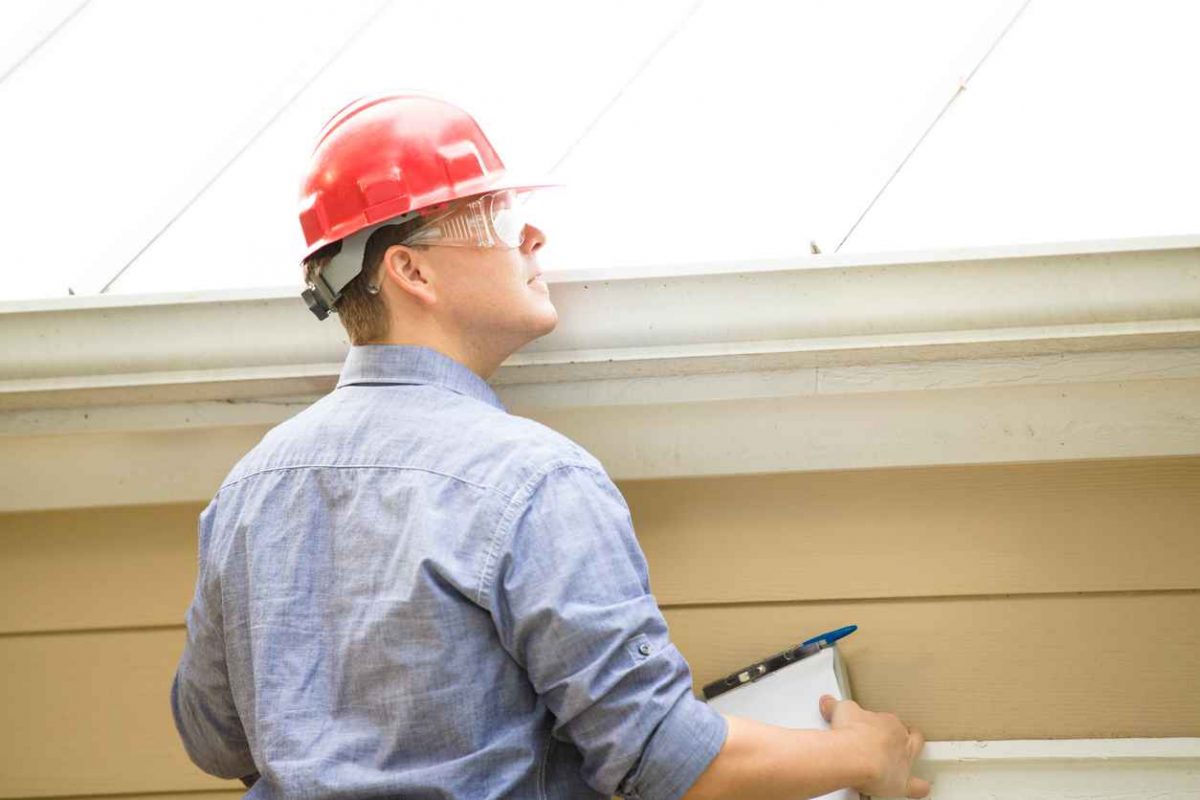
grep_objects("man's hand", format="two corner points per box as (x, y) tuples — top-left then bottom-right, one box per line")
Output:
(819, 694), (931, 799)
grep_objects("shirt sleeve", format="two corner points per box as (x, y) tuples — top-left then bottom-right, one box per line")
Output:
(170, 499), (258, 782)
(482, 461), (729, 800)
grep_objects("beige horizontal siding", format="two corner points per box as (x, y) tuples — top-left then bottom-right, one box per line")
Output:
(49, 795), (240, 800)
(669, 591), (1200, 741)
(629, 455), (1200, 605)
(0, 627), (234, 797)
(1, 455), (1197, 797)
(2, 593), (1197, 797)
(0, 503), (201, 634)
(3, 456), (1198, 635)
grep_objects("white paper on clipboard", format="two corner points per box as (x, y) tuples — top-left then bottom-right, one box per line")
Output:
(705, 646), (862, 800)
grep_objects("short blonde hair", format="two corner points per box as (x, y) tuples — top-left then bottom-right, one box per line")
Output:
(302, 216), (431, 345)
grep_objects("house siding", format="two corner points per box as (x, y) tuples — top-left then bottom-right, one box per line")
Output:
(2, 455), (1197, 797)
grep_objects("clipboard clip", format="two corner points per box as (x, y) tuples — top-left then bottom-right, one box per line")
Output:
(727, 663), (768, 689)
(702, 624), (858, 701)
(703, 645), (809, 701)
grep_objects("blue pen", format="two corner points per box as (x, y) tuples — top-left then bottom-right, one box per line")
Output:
(802, 624), (858, 647)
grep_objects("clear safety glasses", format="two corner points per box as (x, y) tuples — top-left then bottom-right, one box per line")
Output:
(403, 188), (531, 249)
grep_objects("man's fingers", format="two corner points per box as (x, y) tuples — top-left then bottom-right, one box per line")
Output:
(907, 727), (925, 760)
(906, 775), (932, 799)
(819, 694), (836, 723)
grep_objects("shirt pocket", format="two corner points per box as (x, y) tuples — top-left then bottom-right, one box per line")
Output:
(623, 632), (656, 666)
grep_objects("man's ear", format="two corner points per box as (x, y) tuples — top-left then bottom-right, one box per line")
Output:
(380, 245), (436, 305)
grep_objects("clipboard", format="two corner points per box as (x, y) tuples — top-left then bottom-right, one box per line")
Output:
(703, 643), (861, 800)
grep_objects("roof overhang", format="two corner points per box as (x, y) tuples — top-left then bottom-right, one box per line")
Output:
(2, 234), (1198, 511)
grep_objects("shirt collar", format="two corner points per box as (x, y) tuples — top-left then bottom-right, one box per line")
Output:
(336, 344), (507, 412)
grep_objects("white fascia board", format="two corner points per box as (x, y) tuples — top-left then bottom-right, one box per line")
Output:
(922, 737), (1200, 762)
(2, 235), (1200, 510)
(2, 233), (1199, 406)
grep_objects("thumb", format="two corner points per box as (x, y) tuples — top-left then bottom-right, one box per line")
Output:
(906, 775), (932, 799)
(819, 694), (837, 723)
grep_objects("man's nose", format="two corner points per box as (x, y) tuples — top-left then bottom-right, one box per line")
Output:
(521, 223), (546, 253)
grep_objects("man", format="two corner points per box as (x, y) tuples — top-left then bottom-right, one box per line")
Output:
(171, 93), (930, 799)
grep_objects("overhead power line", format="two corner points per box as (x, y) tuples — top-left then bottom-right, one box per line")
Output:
(97, 0), (391, 294)
(547, 0), (706, 176)
(834, 0), (1033, 252)
(0, 0), (91, 89)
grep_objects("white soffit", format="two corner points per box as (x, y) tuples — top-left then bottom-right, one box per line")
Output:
(0, 0), (84, 81)
(4, 1), (1199, 303)
(4, 0), (700, 299)
(538, 0), (1013, 272)
(840, 0), (1200, 253)
(0, 0), (389, 301)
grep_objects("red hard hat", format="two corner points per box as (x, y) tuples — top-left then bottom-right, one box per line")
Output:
(296, 93), (557, 319)
(299, 93), (554, 259)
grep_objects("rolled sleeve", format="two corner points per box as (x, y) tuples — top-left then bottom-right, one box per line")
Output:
(482, 461), (727, 799)
(618, 691), (728, 800)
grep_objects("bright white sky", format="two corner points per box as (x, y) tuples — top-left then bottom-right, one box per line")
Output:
(1, 0), (1197, 301)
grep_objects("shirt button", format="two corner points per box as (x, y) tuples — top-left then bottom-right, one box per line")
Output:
(638, 642), (652, 656)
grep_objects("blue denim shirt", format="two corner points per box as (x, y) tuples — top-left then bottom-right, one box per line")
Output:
(171, 344), (728, 799)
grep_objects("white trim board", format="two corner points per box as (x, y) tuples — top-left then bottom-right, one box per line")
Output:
(910, 738), (1200, 800)
(1, 236), (1198, 511)
(3, 347), (1198, 511)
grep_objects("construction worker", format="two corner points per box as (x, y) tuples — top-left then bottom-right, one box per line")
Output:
(170, 93), (929, 799)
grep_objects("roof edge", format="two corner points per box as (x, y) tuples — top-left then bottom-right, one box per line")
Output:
(2, 236), (1198, 409)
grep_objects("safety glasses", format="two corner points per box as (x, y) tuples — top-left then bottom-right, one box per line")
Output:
(402, 188), (530, 249)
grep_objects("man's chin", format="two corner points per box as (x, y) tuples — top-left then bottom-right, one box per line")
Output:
(531, 307), (558, 339)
